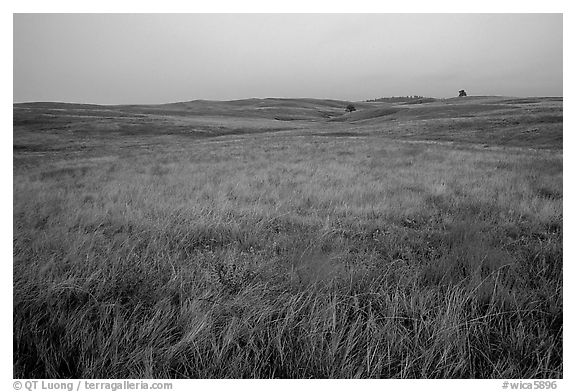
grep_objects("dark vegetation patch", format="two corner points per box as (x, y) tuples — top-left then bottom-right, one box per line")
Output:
(536, 187), (562, 200)
(14, 144), (49, 152)
(501, 98), (563, 105)
(39, 166), (92, 180)
(501, 99), (542, 105)
(311, 132), (368, 137)
(329, 107), (404, 122)
(406, 103), (513, 117)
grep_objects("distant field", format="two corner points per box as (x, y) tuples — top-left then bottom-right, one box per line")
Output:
(13, 96), (562, 378)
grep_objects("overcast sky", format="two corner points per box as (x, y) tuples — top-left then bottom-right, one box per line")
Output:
(13, 13), (562, 104)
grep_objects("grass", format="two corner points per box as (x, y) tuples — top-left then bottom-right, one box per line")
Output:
(13, 97), (562, 378)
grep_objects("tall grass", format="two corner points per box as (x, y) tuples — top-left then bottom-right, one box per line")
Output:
(13, 133), (562, 378)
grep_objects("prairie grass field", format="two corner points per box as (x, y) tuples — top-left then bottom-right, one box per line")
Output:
(13, 96), (562, 378)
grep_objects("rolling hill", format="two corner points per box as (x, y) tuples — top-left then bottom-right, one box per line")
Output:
(13, 96), (562, 149)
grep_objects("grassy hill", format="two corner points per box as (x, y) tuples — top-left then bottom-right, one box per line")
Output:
(14, 96), (563, 150)
(13, 96), (563, 378)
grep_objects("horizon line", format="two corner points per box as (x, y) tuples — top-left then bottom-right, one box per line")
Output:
(12, 94), (564, 107)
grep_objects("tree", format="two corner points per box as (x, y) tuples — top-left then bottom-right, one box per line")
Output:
(458, 90), (467, 97)
(346, 104), (357, 113)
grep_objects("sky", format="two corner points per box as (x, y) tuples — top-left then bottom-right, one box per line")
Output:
(13, 13), (563, 104)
